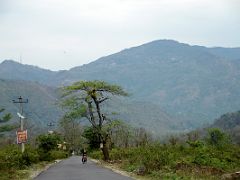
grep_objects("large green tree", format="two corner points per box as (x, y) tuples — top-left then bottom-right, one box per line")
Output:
(62, 80), (128, 160)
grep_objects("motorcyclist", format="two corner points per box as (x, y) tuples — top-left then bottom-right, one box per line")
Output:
(81, 148), (87, 163)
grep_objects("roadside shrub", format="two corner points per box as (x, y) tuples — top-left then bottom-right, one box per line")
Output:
(38, 149), (51, 161)
(140, 145), (177, 173)
(36, 133), (64, 161)
(36, 133), (62, 152)
(0, 145), (40, 170)
(0, 145), (24, 169)
(22, 146), (39, 166)
(89, 150), (103, 160)
(110, 148), (130, 160)
(109, 144), (182, 173)
(49, 150), (68, 160)
(0, 169), (16, 180)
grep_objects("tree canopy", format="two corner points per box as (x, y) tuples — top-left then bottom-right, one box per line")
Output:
(0, 108), (14, 133)
(0, 108), (11, 123)
(61, 80), (128, 160)
(63, 80), (128, 97)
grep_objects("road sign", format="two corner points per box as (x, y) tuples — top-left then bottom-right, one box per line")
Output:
(16, 130), (27, 144)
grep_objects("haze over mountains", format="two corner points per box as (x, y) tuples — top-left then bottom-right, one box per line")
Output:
(0, 79), (62, 136)
(1, 40), (240, 135)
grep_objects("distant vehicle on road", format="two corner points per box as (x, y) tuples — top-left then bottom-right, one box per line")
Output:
(81, 149), (87, 164)
(82, 155), (87, 164)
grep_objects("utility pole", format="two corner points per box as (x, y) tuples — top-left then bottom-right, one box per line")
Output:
(47, 122), (55, 134)
(13, 96), (28, 153)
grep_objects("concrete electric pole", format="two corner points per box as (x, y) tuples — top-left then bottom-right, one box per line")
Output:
(13, 96), (28, 153)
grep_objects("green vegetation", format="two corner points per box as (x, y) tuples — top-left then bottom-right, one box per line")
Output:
(0, 133), (69, 179)
(211, 110), (240, 144)
(59, 100), (86, 153)
(0, 145), (39, 180)
(37, 133), (62, 152)
(83, 126), (100, 149)
(0, 108), (11, 123)
(205, 128), (231, 148)
(90, 128), (240, 179)
(36, 133), (68, 161)
(0, 124), (17, 132)
(0, 108), (15, 133)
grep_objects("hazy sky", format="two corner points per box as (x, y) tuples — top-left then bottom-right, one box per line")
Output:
(0, 0), (239, 70)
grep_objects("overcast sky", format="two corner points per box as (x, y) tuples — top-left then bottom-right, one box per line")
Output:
(0, 0), (239, 70)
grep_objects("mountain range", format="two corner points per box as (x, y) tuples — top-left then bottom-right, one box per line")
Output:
(1, 40), (240, 135)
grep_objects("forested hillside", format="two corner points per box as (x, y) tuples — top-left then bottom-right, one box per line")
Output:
(211, 110), (240, 144)
(0, 79), (62, 129)
(1, 40), (240, 132)
(0, 60), (57, 85)
(64, 40), (240, 126)
(0, 79), (183, 135)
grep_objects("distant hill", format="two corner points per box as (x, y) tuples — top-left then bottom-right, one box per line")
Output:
(212, 111), (240, 129)
(58, 40), (240, 126)
(0, 79), (62, 129)
(1, 40), (240, 133)
(208, 47), (240, 60)
(210, 110), (240, 144)
(0, 60), (58, 86)
(0, 79), (181, 136)
(105, 99), (186, 135)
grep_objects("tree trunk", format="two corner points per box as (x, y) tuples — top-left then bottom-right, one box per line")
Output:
(93, 97), (103, 127)
(102, 141), (110, 161)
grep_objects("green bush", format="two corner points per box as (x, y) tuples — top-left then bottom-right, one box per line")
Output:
(22, 146), (39, 166)
(38, 149), (68, 161)
(206, 128), (231, 149)
(0, 145), (39, 170)
(36, 133), (65, 161)
(37, 149), (51, 161)
(0, 145), (23, 169)
(49, 150), (68, 160)
(37, 133), (62, 152)
(110, 148), (130, 160)
(89, 150), (103, 160)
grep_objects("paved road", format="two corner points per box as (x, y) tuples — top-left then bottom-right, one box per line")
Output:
(34, 156), (134, 180)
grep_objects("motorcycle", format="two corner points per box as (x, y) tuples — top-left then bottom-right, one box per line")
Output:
(82, 155), (87, 164)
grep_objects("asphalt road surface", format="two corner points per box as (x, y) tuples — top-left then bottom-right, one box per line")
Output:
(34, 156), (134, 180)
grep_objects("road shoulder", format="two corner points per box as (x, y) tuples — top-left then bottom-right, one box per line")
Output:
(28, 160), (62, 179)
(90, 158), (147, 180)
